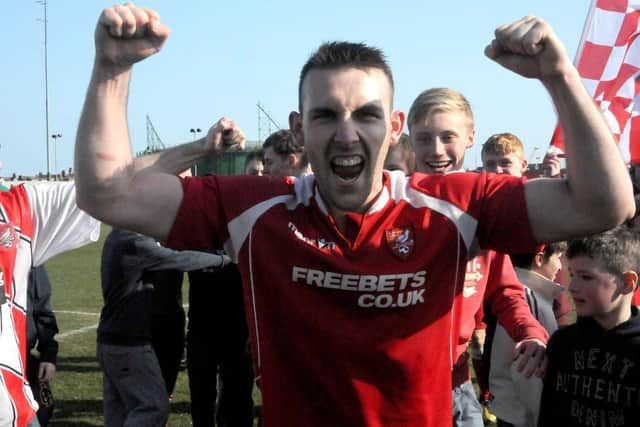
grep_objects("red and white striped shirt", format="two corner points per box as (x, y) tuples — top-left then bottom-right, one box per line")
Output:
(0, 183), (99, 427)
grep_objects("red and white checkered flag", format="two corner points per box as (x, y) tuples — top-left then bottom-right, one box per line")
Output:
(550, 0), (640, 163)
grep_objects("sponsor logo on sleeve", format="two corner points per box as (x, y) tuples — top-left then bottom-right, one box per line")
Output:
(288, 222), (336, 251)
(463, 258), (483, 298)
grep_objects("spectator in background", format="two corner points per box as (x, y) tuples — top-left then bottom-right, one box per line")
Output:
(262, 129), (310, 177)
(148, 167), (197, 399)
(384, 133), (415, 175)
(625, 192), (640, 308)
(97, 228), (228, 427)
(187, 127), (255, 427)
(481, 133), (528, 176)
(0, 181), (99, 427)
(489, 242), (567, 427)
(148, 269), (185, 398)
(408, 88), (547, 427)
(539, 227), (640, 425)
(482, 134), (572, 326)
(26, 266), (59, 427)
(187, 261), (254, 427)
(542, 152), (563, 178)
(243, 150), (264, 176)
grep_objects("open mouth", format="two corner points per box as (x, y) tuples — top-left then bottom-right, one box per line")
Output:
(426, 160), (453, 173)
(331, 155), (364, 181)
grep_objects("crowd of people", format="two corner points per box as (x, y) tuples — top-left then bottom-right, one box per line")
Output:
(1, 3), (640, 427)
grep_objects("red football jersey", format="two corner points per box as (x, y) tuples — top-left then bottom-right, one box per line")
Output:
(167, 170), (538, 426)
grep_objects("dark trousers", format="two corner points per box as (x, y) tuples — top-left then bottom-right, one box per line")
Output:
(187, 330), (254, 427)
(150, 310), (186, 396)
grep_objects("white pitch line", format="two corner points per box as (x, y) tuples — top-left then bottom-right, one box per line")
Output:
(55, 310), (100, 316)
(57, 323), (99, 340)
(54, 304), (189, 317)
(55, 304), (191, 340)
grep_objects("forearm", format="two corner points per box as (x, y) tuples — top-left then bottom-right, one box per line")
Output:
(133, 137), (212, 176)
(75, 63), (135, 212)
(541, 69), (633, 232)
(489, 287), (548, 343)
(74, 62), (184, 239)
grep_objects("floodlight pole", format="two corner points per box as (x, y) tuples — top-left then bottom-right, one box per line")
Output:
(40, 0), (52, 179)
(190, 128), (202, 175)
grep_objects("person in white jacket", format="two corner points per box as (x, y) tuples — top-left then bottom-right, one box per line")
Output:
(489, 242), (567, 427)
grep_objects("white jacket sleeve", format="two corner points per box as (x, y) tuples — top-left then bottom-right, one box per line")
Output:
(24, 182), (100, 266)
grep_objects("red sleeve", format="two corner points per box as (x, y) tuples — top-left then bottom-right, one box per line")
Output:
(484, 251), (549, 344)
(474, 304), (487, 330)
(415, 171), (538, 254)
(165, 176), (227, 251)
(165, 174), (294, 252)
(474, 172), (538, 254)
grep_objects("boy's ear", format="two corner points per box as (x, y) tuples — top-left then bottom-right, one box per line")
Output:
(621, 271), (638, 294)
(287, 153), (299, 168)
(533, 251), (545, 269)
(466, 128), (476, 149)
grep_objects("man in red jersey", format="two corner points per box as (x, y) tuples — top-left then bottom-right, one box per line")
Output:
(75, 5), (634, 426)
(407, 87), (547, 426)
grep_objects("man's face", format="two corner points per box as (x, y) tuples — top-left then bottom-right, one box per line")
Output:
(568, 255), (626, 325)
(410, 111), (474, 174)
(244, 159), (264, 176)
(538, 251), (563, 281)
(482, 152), (527, 177)
(291, 67), (403, 214)
(263, 147), (292, 177)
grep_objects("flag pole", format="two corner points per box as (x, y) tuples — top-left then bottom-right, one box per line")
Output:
(573, 0), (598, 63)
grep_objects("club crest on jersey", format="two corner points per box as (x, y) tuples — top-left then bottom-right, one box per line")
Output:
(0, 224), (17, 250)
(385, 226), (414, 260)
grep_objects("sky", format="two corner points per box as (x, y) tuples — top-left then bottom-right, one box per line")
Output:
(1, 0), (592, 177)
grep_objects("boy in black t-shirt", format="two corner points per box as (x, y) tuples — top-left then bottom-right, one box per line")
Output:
(539, 226), (640, 426)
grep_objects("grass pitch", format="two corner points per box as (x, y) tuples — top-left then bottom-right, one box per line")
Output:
(45, 225), (260, 426)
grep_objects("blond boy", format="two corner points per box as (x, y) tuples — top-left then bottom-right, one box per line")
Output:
(538, 226), (640, 425)
(481, 133), (528, 177)
(407, 88), (548, 427)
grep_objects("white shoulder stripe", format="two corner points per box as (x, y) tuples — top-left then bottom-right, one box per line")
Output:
(406, 188), (478, 251)
(224, 176), (315, 261)
(386, 171), (478, 251)
(225, 195), (292, 261)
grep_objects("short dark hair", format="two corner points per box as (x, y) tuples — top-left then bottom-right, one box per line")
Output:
(566, 226), (640, 276)
(511, 241), (567, 269)
(262, 130), (309, 170)
(298, 41), (394, 111)
(244, 149), (263, 166)
(262, 130), (302, 156)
